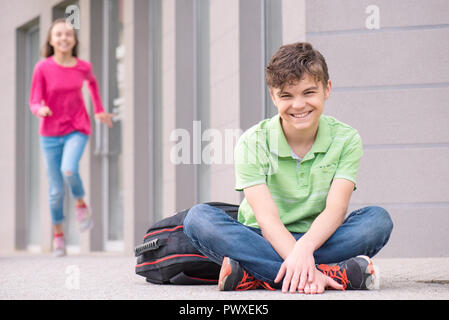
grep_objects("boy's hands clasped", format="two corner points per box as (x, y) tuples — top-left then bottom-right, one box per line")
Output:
(274, 240), (344, 294)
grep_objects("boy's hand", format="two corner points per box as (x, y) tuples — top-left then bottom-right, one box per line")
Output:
(302, 267), (344, 294)
(274, 241), (316, 293)
(37, 106), (52, 117)
(274, 240), (344, 293)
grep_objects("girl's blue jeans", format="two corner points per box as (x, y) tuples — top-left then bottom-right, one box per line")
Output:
(184, 203), (393, 287)
(40, 131), (88, 225)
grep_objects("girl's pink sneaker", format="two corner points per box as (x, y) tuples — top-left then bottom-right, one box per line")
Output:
(53, 233), (66, 257)
(76, 203), (94, 232)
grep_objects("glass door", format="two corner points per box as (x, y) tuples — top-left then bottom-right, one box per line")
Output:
(24, 24), (41, 251)
(97, 0), (124, 251)
(264, 0), (283, 118)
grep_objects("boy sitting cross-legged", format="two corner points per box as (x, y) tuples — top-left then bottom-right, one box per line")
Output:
(184, 42), (393, 294)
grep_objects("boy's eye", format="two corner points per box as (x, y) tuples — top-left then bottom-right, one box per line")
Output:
(304, 91), (316, 95)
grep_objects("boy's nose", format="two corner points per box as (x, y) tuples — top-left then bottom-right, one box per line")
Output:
(292, 97), (306, 109)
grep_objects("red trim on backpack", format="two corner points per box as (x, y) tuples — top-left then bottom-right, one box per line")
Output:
(143, 225), (184, 239)
(135, 253), (209, 268)
(188, 276), (218, 283)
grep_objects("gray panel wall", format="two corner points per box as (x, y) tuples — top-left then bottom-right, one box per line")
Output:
(306, 0), (449, 257)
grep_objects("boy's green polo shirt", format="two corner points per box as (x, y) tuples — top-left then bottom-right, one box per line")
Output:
(234, 113), (363, 233)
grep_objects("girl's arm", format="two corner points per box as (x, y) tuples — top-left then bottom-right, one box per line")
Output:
(86, 63), (113, 127)
(29, 64), (46, 115)
(85, 63), (105, 114)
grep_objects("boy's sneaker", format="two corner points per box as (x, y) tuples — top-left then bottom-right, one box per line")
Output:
(52, 233), (66, 257)
(316, 255), (379, 290)
(218, 257), (275, 291)
(76, 203), (94, 232)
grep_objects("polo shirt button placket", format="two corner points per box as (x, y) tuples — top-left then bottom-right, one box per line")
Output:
(300, 154), (314, 187)
(296, 161), (301, 185)
(300, 164), (309, 187)
(297, 163), (308, 187)
(300, 173), (308, 187)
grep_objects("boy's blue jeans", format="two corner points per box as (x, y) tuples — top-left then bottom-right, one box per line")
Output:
(184, 203), (393, 287)
(40, 131), (88, 225)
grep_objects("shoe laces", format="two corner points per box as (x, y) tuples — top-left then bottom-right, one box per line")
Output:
(318, 264), (349, 290)
(235, 270), (275, 291)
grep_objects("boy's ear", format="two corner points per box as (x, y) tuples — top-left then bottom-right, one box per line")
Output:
(324, 80), (332, 100)
(269, 87), (278, 106)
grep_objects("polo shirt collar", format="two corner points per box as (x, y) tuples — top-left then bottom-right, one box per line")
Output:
(269, 113), (332, 159)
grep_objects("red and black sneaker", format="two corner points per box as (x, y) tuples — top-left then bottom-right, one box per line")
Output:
(218, 257), (275, 291)
(317, 255), (379, 290)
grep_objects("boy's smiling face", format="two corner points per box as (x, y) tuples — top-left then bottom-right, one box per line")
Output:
(270, 73), (331, 134)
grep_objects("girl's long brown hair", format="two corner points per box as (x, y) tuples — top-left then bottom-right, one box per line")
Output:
(41, 18), (79, 58)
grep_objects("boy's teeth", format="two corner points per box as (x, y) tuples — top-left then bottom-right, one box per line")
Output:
(292, 111), (310, 118)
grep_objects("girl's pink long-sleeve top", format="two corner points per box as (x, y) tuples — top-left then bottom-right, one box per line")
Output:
(29, 56), (105, 136)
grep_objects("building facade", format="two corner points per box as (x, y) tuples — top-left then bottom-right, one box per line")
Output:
(1, 0), (448, 257)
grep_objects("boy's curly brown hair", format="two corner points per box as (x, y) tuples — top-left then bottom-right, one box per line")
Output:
(265, 42), (329, 91)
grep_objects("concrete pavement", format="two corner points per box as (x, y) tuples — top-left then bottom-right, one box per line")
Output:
(1, 252), (449, 300)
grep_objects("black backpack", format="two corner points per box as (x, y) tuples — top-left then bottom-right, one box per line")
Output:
(135, 202), (239, 285)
